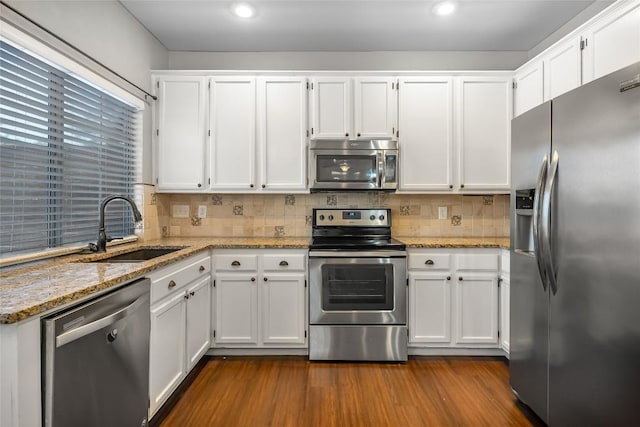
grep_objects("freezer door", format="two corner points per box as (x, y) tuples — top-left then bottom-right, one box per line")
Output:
(509, 101), (551, 423)
(548, 62), (640, 426)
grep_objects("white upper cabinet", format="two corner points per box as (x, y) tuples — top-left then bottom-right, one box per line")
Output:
(513, 61), (544, 118)
(456, 76), (511, 192)
(209, 77), (256, 191)
(257, 77), (308, 192)
(398, 77), (454, 191)
(353, 77), (397, 139)
(155, 76), (207, 191)
(543, 36), (582, 101)
(582, 2), (640, 83)
(310, 76), (397, 140)
(310, 77), (352, 139)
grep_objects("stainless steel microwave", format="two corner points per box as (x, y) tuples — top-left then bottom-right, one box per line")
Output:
(309, 140), (398, 191)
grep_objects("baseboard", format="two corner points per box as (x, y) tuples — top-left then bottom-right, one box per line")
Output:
(409, 347), (506, 357)
(207, 347), (309, 356)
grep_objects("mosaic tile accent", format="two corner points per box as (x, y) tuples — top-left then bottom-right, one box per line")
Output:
(305, 215), (313, 225)
(451, 215), (462, 226)
(233, 205), (244, 216)
(400, 205), (410, 216)
(274, 225), (285, 237)
(483, 196), (494, 206)
(326, 195), (337, 206)
(211, 195), (223, 205)
(150, 193), (157, 205)
(161, 226), (169, 237)
(190, 216), (202, 226)
(285, 195), (296, 206)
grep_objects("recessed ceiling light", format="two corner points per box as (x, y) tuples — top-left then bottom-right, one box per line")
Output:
(232, 3), (255, 19)
(433, 1), (456, 16)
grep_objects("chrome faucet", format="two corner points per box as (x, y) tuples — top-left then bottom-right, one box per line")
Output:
(95, 195), (143, 252)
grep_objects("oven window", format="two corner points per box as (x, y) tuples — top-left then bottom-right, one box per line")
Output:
(321, 264), (394, 310)
(316, 155), (377, 183)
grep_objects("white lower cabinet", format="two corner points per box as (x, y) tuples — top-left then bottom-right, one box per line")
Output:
(499, 275), (510, 354)
(148, 252), (211, 418)
(213, 249), (307, 348)
(408, 249), (501, 352)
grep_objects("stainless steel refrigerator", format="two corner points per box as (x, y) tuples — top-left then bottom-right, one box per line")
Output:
(510, 61), (640, 426)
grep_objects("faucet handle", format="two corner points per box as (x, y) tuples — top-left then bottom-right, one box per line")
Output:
(87, 242), (99, 252)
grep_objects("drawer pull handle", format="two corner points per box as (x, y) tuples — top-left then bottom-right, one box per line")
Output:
(231, 260), (241, 266)
(264, 277), (268, 282)
(168, 280), (177, 289)
(425, 259), (434, 265)
(190, 291), (195, 297)
(199, 265), (205, 272)
(459, 277), (463, 281)
(447, 276), (451, 281)
(279, 260), (289, 266)
(251, 277), (256, 282)
(184, 294), (189, 300)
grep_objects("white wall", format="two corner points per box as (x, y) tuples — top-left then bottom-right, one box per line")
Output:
(167, 50), (528, 71)
(5, 0), (170, 184)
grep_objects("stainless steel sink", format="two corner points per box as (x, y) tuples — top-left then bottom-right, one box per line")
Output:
(89, 247), (186, 263)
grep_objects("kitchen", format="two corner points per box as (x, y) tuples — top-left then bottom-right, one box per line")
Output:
(0, 1), (639, 426)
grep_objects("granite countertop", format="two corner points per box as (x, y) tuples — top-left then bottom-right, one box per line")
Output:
(0, 235), (508, 325)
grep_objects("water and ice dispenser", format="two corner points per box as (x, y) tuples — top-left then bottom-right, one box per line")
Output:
(513, 189), (535, 253)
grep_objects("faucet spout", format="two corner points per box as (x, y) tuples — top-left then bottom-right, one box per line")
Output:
(96, 194), (143, 252)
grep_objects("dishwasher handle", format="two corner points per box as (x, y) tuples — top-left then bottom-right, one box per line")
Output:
(55, 294), (147, 348)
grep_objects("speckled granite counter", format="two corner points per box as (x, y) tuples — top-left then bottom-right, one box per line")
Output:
(0, 237), (309, 324)
(396, 237), (510, 249)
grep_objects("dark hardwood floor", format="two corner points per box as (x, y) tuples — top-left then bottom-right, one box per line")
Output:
(159, 356), (544, 427)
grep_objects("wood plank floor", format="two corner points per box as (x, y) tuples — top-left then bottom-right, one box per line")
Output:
(159, 356), (544, 427)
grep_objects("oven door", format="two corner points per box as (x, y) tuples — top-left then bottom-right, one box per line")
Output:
(308, 253), (406, 325)
(309, 149), (382, 190)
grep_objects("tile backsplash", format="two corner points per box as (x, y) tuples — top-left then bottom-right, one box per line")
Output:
(142, 191), (509, 239)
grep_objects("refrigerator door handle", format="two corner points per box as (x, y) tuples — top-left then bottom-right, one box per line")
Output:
(532, 154), (549, 291)
(542, 150), (559, 294)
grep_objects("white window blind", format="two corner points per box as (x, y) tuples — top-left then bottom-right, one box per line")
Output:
(0, 40), (141, 255)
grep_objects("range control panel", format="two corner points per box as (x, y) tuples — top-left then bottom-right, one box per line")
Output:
(313, 209), (391, 227)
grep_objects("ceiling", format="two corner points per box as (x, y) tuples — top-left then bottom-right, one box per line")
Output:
(120, 0), (604, 52)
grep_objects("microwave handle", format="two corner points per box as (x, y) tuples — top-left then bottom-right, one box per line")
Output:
(377, 152), (384, 188)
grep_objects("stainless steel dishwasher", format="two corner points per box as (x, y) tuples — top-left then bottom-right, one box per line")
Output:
(42, 278), (150, 427)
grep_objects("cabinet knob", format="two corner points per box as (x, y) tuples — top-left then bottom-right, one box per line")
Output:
(262, 184), (266, 188)
(357, 133), (361, 137)
(279, 260), (289, 266)
(168, 280), (177, 289)
(190, 291), (195, 297)
(263, 277), (268, 282)
(449, 184), (453, 189)
(231, 260), (241, 266)
(460, 184), (465, 189)
(199, 265), (205, 272)
(459, 276), (463, 281)
(447, 276), (451, 281)
(345, 133), (349, 137)
(425, 259), (434, 265)
(250, 184), (254, 188)
(251, 277), (256, 282)
(197, 183), (202, 188)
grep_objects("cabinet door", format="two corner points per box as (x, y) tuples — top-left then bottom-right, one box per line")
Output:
(214, 273), (258, 344)
(257, 77), (307, 192)
(513, 61), (543, 118)
(311, 77), (351, 139)
(409, 272), (452, 344)
(210, 77), (256, 191)
(261, 274), (306, 345)
(156, 77), (207, 191)
(149, 292), (186, 416)
(457, 76), (511, 192)
(582, 3), (640, 83)
(354, 77), (396, 139)
(398, 77), (453, 191)
(500, 276), (510, 354)
(454, 273), (499, 345)
(185, 277), (211, 370)
(543, 37), (581, 101)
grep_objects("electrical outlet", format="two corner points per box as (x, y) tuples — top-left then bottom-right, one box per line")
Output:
(172, 205), (189, 218)
(438, 206), (448, 220)
(198, 205), (207, 218)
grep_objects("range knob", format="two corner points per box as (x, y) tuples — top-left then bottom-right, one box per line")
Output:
(328, 215), (334, 221)
(319, 214), (325, 221)
(370, 215), (376, 221)
(379, 214), (385, 221)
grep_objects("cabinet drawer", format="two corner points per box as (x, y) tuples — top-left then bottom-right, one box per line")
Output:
(151, 254), (211, 304)
(262, 253), (306, 271)
(408, 253), (451, 270)
(456, 253), (499, 271)
(214, 254), (258, 271)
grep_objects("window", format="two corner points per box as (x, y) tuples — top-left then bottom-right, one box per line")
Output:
(0, 40), (141, 256)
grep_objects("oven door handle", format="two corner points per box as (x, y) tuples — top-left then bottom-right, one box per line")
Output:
(309, 250), (407, 258)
